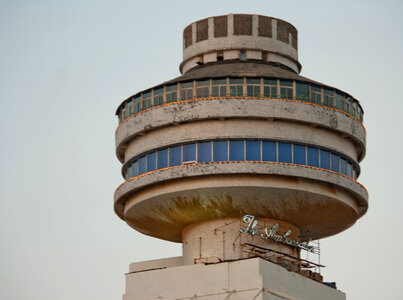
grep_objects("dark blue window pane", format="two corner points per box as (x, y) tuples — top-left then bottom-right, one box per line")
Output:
(340, 158), (347, 175)
(183, 143), (196, 162)
(139, 156), (146, 174)
(246, 140), (260, 161)
(132, 161), (138, 177)
(157, 149), (168, 169)
(307, 147), (319, 167)
(213, 140), (228, 162)
(230, 140), (244, 161)
(331, 154), (340, 172)
(320, 150), (330, 170)
(147, 152), (156, 172)
(125, 165), (130, 180)
(278, 142), (292, 163)
(197, 141), (211, 162)
(169, 146), (181, 166)
(262, 141), (276, 162)
(293, 144), (306, 165)
(347, 162), (352, 178)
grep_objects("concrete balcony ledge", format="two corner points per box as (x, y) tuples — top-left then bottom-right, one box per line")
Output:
(115, 98), (366, 163)
(114, 161), (368, 242)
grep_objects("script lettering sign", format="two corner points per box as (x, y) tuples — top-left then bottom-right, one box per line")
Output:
(240, 215), (316, 253)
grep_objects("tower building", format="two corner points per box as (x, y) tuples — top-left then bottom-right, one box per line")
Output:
(114, 14), (367, 300)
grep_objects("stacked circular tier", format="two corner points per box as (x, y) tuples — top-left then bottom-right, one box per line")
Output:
(114, 14), (367, 262)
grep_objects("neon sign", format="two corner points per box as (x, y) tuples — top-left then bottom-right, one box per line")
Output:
(240, 215), (316, 253)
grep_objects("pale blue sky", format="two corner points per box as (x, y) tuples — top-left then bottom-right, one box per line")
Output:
(0, 1), (402, 299)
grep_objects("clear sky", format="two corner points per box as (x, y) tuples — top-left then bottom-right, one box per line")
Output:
(0, 0), (402, 299)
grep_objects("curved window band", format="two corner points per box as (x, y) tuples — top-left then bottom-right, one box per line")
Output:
(122, 140), (360, 181)
(117, 77), (364, 124)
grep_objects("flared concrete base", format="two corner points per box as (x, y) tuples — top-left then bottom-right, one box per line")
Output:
(124, 257), (345, 300)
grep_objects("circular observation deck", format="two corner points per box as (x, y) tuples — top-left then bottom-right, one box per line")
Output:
(114, 63), (368, 244)
(114, 15), (368, 255)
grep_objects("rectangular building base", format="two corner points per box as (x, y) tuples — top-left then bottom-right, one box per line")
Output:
(123, 256), (345, 300)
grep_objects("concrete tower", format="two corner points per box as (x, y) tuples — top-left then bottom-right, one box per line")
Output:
(114, 14), (367, 300)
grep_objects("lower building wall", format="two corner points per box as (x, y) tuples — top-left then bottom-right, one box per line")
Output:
(123, 257), (345, 300)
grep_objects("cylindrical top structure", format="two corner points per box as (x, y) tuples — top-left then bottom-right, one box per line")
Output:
(181, 14), (300, 74)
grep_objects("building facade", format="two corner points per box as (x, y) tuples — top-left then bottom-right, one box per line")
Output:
(114, 14), (367, 300)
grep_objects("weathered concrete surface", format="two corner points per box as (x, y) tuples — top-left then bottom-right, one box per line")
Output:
(182, 218), (301, 265)
(128, 256), (183, 273)
(123, 257), (345, 300)
(115, 98), (366, 163)
(114, 163), (368, 242)
(181, 14), (300, 73)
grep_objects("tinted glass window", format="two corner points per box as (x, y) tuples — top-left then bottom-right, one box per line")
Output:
(293, 144), (306, 165)
(296, 82), (309, 101)
(331, 153), (340, 172)
(196, 80), (209, 87)
(125, 164), (131, 180)
(246, 78), (260, 84)
(157, 149), (168, 169)
(212, 85), (226, 97)
(262, 141), (276, 162)
(263, 86), (277, 98)
(213, 78), (226, 85)
(230, 140), (244, 161)
(280, 87), (293, 99)
(229, 85), (243, 97)
(278, 142), (292, 163)
(139, 156), (146, 175)
(126, 100), (132, 116)
(247, 85), (260, 97)
(166, 84), (177, 92)
(246, 140), (260, 161)
(181, 81), (193, 88)
(263, 78), (277, 85)
(183, 143), (196, 162)
(132, 161), (138, 177)
(229, 78), (243, 84)
(280, 79), (293, 87)
(147, 152), (156, 172)
(134, 96), (141, 113)
(154, 87), (163, 95)
(340, 157), (347, 175)
(169, 146), (181, 167)
(320, 150), (330, 170)
(166, 84), (178, 103)
(307, 147), (319, 167)
(213, 140), (228, 161)
(198, 141), (211, 162)
(347, 162), (352, 178)
(143, 91), (151, 98)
